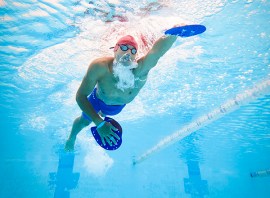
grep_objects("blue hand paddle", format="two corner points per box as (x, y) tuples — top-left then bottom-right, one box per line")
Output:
(165, 24), (206, 37)
(91, 117), (123, 151)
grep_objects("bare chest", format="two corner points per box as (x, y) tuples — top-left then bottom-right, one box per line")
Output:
(96, 73), (147, 105)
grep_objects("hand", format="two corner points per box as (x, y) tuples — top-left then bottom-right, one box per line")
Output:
(96, 122), (121, 146)
(163, 23), (187, 36)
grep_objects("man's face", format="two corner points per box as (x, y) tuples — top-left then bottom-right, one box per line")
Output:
(112, 44), (138, 91)
(114, 44), (137, 65)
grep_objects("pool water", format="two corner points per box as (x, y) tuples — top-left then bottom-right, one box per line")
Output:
(1, 0), (270, 197)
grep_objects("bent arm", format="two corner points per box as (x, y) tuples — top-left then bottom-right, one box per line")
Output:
(137, 35), (177, 76)
(76, 60), (106, 125)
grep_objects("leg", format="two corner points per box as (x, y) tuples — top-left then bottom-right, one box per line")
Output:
(65, 115), (91, 151)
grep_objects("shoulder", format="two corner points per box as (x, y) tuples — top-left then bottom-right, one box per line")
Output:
(90, 57), (113, 68)
(88, 57), (113, 73)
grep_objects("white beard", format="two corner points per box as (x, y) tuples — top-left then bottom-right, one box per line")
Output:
(113, 54), (138, 92)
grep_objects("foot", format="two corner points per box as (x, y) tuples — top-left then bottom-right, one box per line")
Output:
(65, 137), (76, 152)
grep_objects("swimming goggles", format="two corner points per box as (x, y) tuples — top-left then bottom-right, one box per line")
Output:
(117, 44), (137, 55)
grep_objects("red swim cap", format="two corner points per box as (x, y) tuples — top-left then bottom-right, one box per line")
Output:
(115, 35), (138, 50)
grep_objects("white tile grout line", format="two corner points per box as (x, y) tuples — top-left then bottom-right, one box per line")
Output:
(133, 79), (270, 165)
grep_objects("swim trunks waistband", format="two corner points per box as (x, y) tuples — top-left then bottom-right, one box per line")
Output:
(82, 88), (126, 121)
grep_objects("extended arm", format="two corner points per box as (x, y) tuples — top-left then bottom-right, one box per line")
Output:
(137, 35), (177, 76)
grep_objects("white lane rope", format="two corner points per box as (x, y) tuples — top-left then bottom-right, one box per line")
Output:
(133, 79), (270, 165)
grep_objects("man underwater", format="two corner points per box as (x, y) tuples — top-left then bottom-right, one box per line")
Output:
(65, 32), (177, 151)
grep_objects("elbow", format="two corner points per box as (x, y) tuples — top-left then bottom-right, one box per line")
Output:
(75, 93), (80, 104)
(76, 92), (89, 105)
(76, 91), (83, 104)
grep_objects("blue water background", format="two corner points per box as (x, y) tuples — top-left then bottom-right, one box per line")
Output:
(1, 0), (270, 197)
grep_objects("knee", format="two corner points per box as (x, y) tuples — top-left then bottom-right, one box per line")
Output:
(80, 117), (91, 127)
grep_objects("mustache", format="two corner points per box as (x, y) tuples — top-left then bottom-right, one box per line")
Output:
(115, 55), (138, 69)
(120, 54), (131, 62)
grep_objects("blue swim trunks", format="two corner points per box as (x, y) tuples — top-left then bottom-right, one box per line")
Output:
(82, 88), (126, 121)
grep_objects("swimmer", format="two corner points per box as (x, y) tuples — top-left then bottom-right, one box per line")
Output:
(65, 32), (178, 151)
(65, 27), (180, 151)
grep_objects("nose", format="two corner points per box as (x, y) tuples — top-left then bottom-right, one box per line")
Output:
(122, 53), (130, 59)
(125, 50), (132, 55)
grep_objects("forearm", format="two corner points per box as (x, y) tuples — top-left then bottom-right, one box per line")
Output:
(76, 95), (103, 125)
(152, 35), (177, 57)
